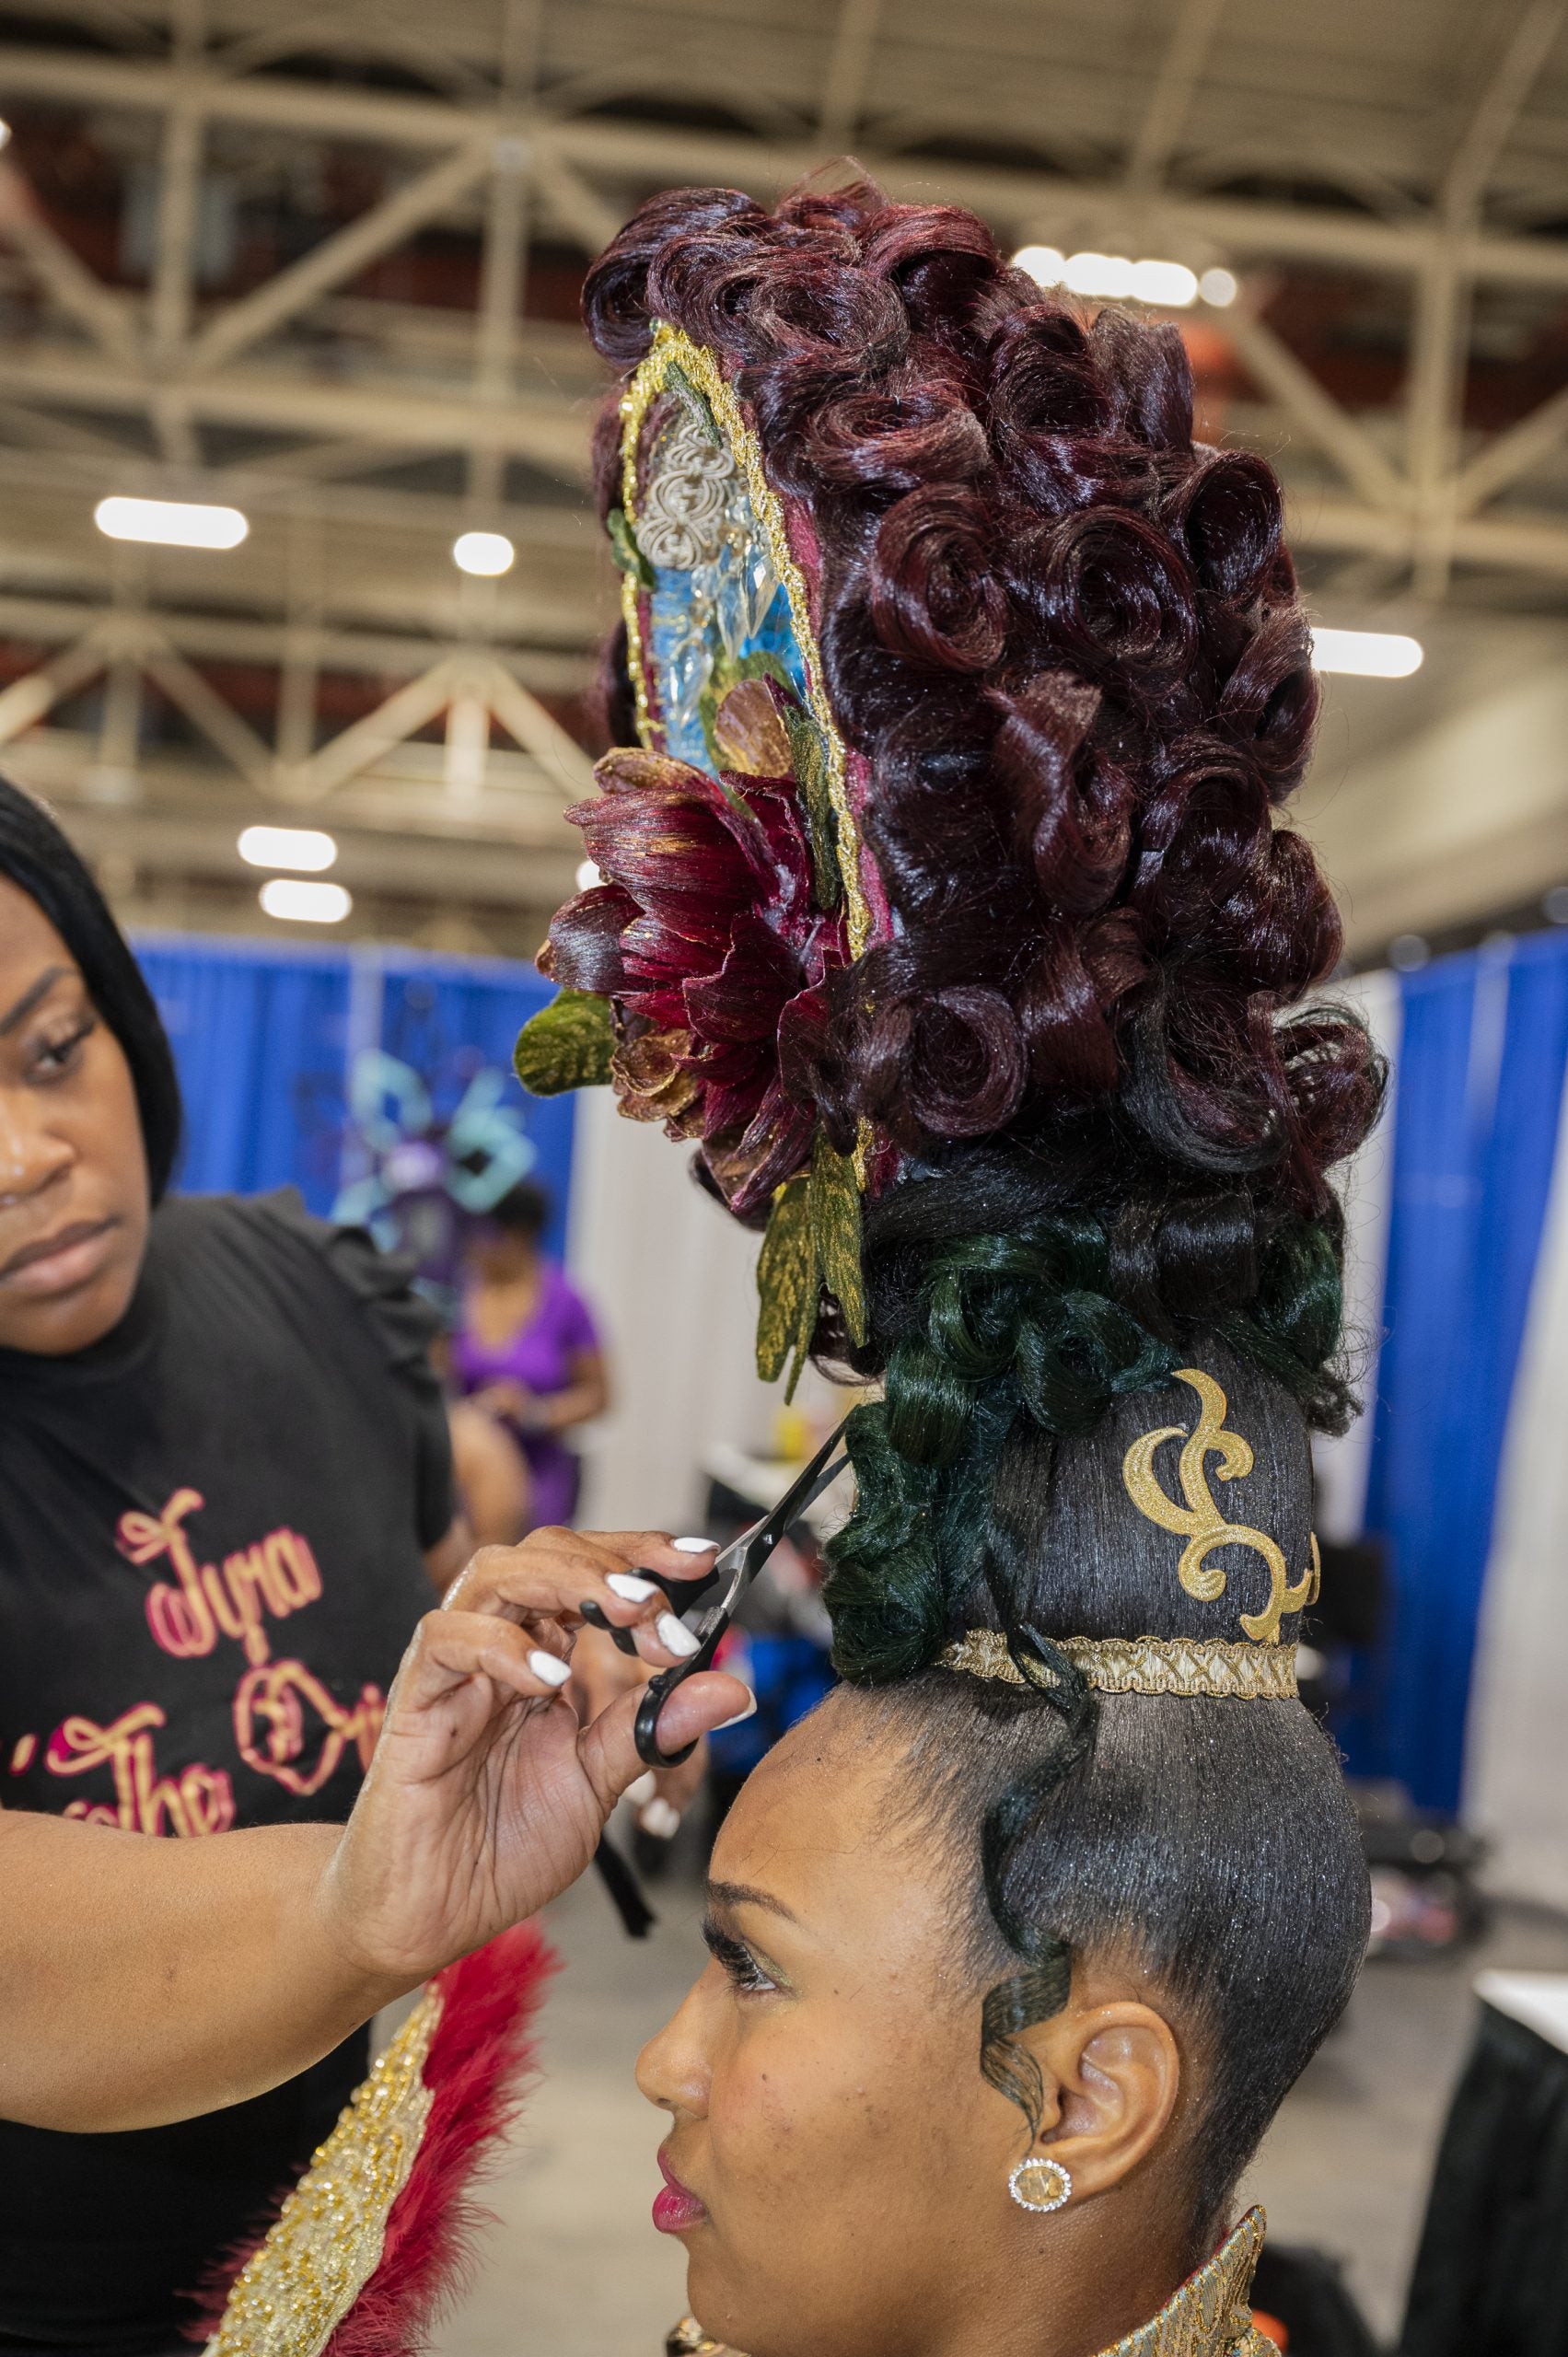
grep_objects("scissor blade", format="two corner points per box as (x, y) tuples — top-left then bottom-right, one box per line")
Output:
(719, 1420), (850, 1585)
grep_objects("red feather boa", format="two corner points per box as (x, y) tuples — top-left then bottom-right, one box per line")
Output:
(193, 1922), (558, 2353)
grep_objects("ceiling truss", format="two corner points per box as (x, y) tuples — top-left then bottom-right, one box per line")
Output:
(0, 0), (1562, 943)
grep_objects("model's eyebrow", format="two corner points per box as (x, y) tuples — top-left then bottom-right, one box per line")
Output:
(707, 1878), (802, 1927)
(0, 966), (71, 1039)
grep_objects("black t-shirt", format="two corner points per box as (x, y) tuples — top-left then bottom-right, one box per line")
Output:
(0, 1192), (452, 2354)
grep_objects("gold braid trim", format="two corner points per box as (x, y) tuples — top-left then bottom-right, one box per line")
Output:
(203, 1991), (441, 2357)
(616, 321), (873, 959)
(1104, 2207), (1271, 2357)
(940, 1629), (1299, 1700)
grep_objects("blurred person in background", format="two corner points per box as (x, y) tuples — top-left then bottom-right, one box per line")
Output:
(0, 775), (464, 2349)
(450, 1178), (609, 1532)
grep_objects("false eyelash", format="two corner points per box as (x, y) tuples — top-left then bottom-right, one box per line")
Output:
(702, 1916), (777, 1995)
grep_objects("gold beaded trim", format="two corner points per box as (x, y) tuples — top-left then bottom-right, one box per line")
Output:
(1105, 2206), (1270, 2357)
(940, 1629), (1299, 1700)
(203, 1991), (441, 2357)
(615, 321), (873, 958)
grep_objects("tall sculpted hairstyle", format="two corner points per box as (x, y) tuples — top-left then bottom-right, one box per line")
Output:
(0, 775), (182, 1200)
(575, 179), (1382, 2249)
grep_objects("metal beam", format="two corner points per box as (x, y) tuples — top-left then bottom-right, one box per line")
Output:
(1220, 307), (1406, 509)
(0, 632), (108, 747)
(1442, 0), (1566, 225)
(1124, 0), (1228, 190)
(819, 0), (884, 145)
(0, 160), (143, 367)
(0, 342), (591, 480)
(186, 139), (494, 377)
(1454, 379), (1568, 514)
(292, 655), (462, 799)
(140, 640), (275, 788)
(6, 42), (1568, 288)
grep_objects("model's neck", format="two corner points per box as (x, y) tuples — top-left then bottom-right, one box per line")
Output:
(917, 2210), (1263, 2357)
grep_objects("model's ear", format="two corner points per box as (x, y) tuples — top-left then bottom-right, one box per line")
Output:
(1000, 2000), (1181, 2205)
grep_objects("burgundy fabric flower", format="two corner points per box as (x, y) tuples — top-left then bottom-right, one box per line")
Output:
(544, 746), (848, 1218)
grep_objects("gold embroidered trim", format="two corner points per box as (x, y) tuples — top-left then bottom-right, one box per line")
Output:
(1122, 1369), (1319, 1647)
(203, 1990), (441, 2357)
(940, 1629), (1299, 1700)
(1105, 2207), (1270, 2357)
(617, 321), (873, 958)
(666, 2210), (1270, 2357)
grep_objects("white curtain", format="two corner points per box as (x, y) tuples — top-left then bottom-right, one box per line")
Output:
(564, 1090), (842, 1534)
(1464, 1065), (1568, 1905)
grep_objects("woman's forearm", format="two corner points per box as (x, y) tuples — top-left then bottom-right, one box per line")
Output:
(0, 1810), (408, 2133)
(540, 1377), (607, 1433)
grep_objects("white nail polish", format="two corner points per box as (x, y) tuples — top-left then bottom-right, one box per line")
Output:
(626, 1771), (656, 1807)
(673, 1537), (714, 1554)
(656, 1612), (701, 1657)
(640, 1798), (681, 1840)
(607, 1572), (657, 1602)
(528, 1649), (572, 1688)
(714, 1692), (758, 1731)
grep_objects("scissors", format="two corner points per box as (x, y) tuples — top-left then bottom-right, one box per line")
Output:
(578, 1420), (850, 1769)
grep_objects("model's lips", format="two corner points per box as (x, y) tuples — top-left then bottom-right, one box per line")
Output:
(652, 2147), (709, 2235)
(0, 1216), (117, 1296)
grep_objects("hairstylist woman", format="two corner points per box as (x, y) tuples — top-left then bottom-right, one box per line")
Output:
(0, 777), (742, 2351)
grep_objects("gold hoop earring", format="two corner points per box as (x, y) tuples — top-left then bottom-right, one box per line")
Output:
(1007, 2154), (1072, 2212)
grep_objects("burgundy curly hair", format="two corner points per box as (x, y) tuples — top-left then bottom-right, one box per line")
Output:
(581, 177), (1377, 1236)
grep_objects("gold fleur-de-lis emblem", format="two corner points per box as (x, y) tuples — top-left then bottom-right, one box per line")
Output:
(1121, 1368), (1319, 1647)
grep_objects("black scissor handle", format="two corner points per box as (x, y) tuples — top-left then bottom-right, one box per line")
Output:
(578, 1560), (726, 1655)
(633, 1615), (728, 1767)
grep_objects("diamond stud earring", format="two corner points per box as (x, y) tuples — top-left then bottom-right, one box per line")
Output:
(1007, 2154), (1073, 2212)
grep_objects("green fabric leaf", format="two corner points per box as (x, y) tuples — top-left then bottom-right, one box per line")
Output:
(605, 505), (654, 589)
(756, 1175), (819, 1397)
(665, 362), (723, 445)
(782, 705), (842, 912)
(513, 990), (614, 1097)
(808, 1132), (867, 1347)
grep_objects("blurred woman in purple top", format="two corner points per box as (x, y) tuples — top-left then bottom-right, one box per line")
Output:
(450, 1180), (609, 1531)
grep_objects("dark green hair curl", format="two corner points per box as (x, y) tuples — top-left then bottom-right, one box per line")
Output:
(824, 1202), (1351, 1689)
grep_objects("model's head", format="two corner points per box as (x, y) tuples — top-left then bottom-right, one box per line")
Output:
(466, 1177), (552, 1280)
(0, 778), (179, 1353)
(640, 1672), (1363, 2357)
(519, 173), (1385, 2355)
(640, 1344), (1367, 2357)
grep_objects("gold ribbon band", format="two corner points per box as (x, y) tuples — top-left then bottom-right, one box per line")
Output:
(940, 1629), (1298, 1700)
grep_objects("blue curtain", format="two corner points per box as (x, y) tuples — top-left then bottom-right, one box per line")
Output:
(1359, 933), (1568, 1809)
(135, 933), (571, 1235)
(138, 935), (353, 1207)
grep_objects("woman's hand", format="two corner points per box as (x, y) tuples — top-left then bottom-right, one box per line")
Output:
(472, 1377), (541, 1428)
(320, 1529), (746, 1983)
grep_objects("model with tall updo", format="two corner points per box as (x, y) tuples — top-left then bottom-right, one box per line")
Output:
(512, 167), (1388, 2357)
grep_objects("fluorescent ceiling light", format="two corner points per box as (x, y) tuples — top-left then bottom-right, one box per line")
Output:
(1013, 244), (1066, 285)
(1309, 628), (1424, 679)
(1198, 267), (1238, 308)
(1012, 247), (1202, 308)
(95, 495), (249, 550)
(453, 529), (516, 577)
(1128, 259), (1199, 307)
(259, 877), (352, 924)
(1064, 250), (1134, 298)
(238, 824), (338, 872)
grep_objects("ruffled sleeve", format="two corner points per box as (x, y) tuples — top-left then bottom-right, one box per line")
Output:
(248, 1190), (456, 1551)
